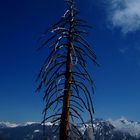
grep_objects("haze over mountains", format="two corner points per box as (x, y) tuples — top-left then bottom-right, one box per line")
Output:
(0, 118), (140, 140)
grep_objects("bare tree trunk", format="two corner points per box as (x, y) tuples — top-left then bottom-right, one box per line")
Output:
(59, 43), (72, 140)
(59, 2), (74, 138)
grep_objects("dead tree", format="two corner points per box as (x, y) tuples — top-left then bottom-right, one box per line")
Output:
(36, 0), (98, 139)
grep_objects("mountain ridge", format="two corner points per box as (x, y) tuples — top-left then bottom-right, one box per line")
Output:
(0, 118), (140, 140)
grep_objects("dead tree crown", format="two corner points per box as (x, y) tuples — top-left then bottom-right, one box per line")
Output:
(36, 0), (98, 139)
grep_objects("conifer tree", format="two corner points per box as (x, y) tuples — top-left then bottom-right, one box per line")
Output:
(36, 0), (98, 139)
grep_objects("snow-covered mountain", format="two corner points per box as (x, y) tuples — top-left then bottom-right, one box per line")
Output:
(0, 118), (140, 140)
(0, 122), (18, 128)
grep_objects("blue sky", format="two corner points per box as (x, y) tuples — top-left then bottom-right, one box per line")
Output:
(0, 0), (140, 123)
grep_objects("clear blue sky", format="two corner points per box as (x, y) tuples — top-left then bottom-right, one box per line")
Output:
(0, 0), (140, 123)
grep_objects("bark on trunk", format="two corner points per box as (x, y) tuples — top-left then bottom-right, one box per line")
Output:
(59, 1), (74, 139)
(59, 44), (72, 139)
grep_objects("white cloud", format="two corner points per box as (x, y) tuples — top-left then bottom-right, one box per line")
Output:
(108, 0), (140, 34)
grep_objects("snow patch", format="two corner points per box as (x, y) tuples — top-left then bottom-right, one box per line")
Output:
(34, 129), (40, 133)
(24, 122), (38, 126)
(45, 122), (53, 126)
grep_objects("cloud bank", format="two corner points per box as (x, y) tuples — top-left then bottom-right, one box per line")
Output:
(108, 0), (140, 34)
